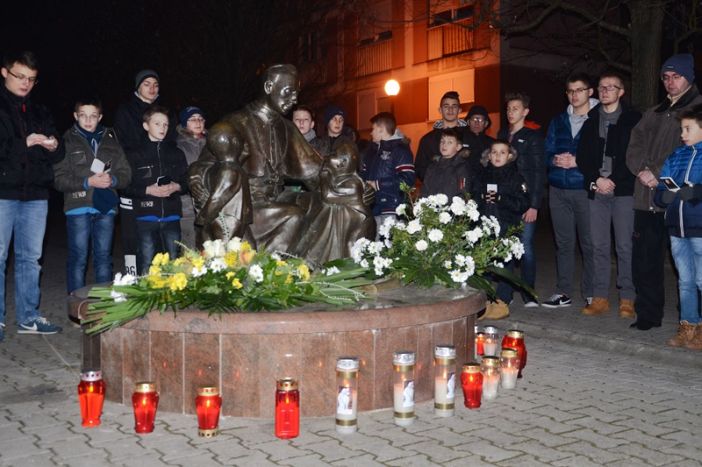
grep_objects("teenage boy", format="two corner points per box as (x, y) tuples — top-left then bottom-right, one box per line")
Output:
(54, 98), (132, 294)
(542, 73), (598, 308)
(416, 91), (467, 180)
(497, 93), (545, 307)
(292, 105), (317, 142)
(0, 51), (64, 340)
(176, 105), (206, 248)
(421, 128), (473, 198)
(577, 72), (641, 317)
(123, 106), (188, 275)
(360, 112), (415, 227)
(311, 105), (353, 157)
(626, 54), (702, 330)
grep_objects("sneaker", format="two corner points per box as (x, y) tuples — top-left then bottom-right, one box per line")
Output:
(542, 294), (572, 308)
(524, 300), (539, 308)
(0, 323), (5, 342)
(17, 317), (62, 335)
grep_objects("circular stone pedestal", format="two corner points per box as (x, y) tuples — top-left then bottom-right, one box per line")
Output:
(97, 285), (483, 417)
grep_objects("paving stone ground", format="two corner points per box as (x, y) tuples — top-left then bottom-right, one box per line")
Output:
(1, 205), (701, 466)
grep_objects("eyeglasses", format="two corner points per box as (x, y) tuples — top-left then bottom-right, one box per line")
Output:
(597, 85), (622, 93)
(565, 88), (590, 96)
(6, 69), (38, 85)
(469, 116), (486, 123)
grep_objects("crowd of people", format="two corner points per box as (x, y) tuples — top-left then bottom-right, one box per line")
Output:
(1, 49), (701, 352)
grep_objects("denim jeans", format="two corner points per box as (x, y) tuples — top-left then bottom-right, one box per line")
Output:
(66, 213), (115, 294)
(0, 199), (47, 325)
(136, 220), (181, 275)
(519, 220), (537, 301)
(670, 236), (702, 324)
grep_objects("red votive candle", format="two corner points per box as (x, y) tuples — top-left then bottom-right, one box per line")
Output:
(78, 370), (105, 427)
(275, 378), (300, 439)
(502, 329), (527, 378)
(461, 363), (483, 409)
(132, 381), (159, 434)
(475, 332), (486, 359)
(196, 386), (222, 437)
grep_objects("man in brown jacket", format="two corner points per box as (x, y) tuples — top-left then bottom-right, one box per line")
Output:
(625, 54), (702, 330)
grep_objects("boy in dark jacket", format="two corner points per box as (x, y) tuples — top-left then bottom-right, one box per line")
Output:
(124, 106), (188, 274)
(472, 140), (530, 320)
(655, 105), (702, 350)
(54, 98), (132, 294)
(421, 128), (474, 198)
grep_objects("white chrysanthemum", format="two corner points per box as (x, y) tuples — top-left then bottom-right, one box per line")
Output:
(360, 259), (369, 268)
(110, 289), (127, 303)
(395, 204), (407, 216)
(415, 240), (428, 251)
(465, 200), (480, 221)
(455, 254), (467, 267)
(492, 261), (504, 268)
(203, 239), (226, 259)
(407, 219), (422, 234)
(510, 239), (525, 259)
(443, 260), (453, 269)
(209, 258), (227, 273)
(271, 252), (282, 261)
(384, 239), (393, 248)
(450, 269), (469, 284)
(248, 264), (264, 283)
(428, 229), (443, 242)
(373, 256), (393, 276)
(324, 266), (341, 276)
(394, 221), (406, 231)
(377, 217), (395, 238)
(113, 272), (137, 286)
(450, 198), (467, 216)
(439, 212), (452, 224)
(368, 241), (385, 255)
(192, 266), (207, 277)
(464, 256), (475, 276)
(413, 202), (423, 217)
(465, 227), (483, 244)
(435, 193), (448, 206)
(350, 238), (370, 263)
(226, 237), (242, 252)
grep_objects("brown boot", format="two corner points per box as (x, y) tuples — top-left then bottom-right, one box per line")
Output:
(685, 323), (702, 350)
(618, 299), (635, 319)
(667, 321), (696, 347)
(481, 300), (510, 320)
(479, 302), (493, 321)
(582, 297), (610, 316)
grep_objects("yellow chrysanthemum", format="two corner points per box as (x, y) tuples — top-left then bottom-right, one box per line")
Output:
(225, 271), (236, 280)
(147, 275), (167, 289)
(148, 265), (161, 276)
(240, 241), (252, 252)
(276, 260), (286, 267)
(224, 251), (238, 268)
(152, 252), (169, 267)
(297, 264), (310, 281)
(285, 274), (293, 285)
(192, 257), (205, 269)
(168, 273), (188, 291)
(231, 278), (243, 289)
(173, 257), (186, 266)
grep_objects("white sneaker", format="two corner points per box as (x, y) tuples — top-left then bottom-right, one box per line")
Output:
(524, 300), (539, 308)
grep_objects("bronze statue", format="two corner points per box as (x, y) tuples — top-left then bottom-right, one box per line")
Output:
(189, 64), (375, 263)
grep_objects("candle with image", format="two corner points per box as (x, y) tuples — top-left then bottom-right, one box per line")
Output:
(393, 351), (416, 426)
(335, 357), (359, 434)
(433, 345), (456, 417)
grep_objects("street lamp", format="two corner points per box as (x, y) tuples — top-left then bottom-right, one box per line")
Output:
(384, 79), (400, 115)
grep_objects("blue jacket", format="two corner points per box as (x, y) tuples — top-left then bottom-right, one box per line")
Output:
(655, 142), (702, 237)
(545, 108), (588, 189)
(360, 134), (415, 215)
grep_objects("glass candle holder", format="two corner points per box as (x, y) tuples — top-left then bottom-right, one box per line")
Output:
(132, 381), (159, 434)
(502, 329), (527, 378)
(78, 370), (105, 428)
(483, 326), (499, 357)
(433, 345), (456, 417)
(460, 363), (483, 409)
(480, 357), (500, 401)
(393, 351), (416, 426)
(335, 357), (359, 434)
(275, 378), (300, 439)
(499, 348), (520, 389)
(195, 386), (222, 437)
(474, 332), (486, 360)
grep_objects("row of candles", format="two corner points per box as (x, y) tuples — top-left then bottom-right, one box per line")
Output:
(77, 327), (525, 438)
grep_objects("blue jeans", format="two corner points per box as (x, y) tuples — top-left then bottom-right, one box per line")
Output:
(136, 220), (181, 275)
(670, 236), (702, 324)
(519, 220), (537, 301)
(0, 199), (47, 325)
(66, 213), (115, 293)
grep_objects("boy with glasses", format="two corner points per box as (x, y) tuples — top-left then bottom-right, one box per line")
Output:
(0, 51), (64, 340)
(577, 72), (641, 318)
(542, 73), (598, 309)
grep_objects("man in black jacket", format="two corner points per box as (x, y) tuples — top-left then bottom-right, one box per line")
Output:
(0, 51), (64, 340)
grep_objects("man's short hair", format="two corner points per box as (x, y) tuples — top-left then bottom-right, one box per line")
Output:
(3, 50), (39, 71)
(292, 105), (314, 120)
(599, 70), (626, 88)
(143, 105), (169, 123)
(505, 92), (531, 109)
(566, 72), (592, 89)
(74, 97), (103, 114)
(679, 103), (702, 125)
(440, 91), (460, 105)
(370, 112), (396, 135)
(440, 128), (461, 142)
(263, 64), (297, 85)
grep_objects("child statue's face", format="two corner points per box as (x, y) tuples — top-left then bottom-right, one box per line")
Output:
(325, 152), (354, 176)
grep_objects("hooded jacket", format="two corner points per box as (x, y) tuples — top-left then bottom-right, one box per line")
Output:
(0, 86), (64, 200)
(655, 142), (702, 237)
(360, 132), (415, 215)
(626, 85), (702, 211)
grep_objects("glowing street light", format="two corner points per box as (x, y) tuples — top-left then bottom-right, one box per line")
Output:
(384, 79), (400, 96)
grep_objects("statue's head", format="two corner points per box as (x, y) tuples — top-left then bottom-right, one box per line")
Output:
(262, 64), (299, 115)
(324, 141), (358, 177)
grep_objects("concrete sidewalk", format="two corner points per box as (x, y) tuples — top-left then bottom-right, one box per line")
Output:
(1, 210), (701, 466)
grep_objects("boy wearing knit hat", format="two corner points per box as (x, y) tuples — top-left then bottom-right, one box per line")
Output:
(626, 53), (702, 331)
(310, 104), (353, 157)
(176, 106), (206, 247)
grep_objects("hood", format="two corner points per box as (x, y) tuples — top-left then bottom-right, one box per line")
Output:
(432, 119), (468, 129)
(567, 98), (599, 116)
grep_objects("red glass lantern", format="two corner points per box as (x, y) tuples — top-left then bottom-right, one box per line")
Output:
(195, 387), (222, 437)
(501, 329), (527, 378)
(77, 370), (105, 427)
(460, 363), (483, 409)
(132, 381), (159, 434)
(474, 332), (486, 359)
(275, 378), (300, 439)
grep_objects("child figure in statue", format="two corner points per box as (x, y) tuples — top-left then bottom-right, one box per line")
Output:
(296, 141), (375, 265)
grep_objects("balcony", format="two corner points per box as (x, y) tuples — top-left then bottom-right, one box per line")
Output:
(356, 39), (392, 77)
(427, 19), (475, 60)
